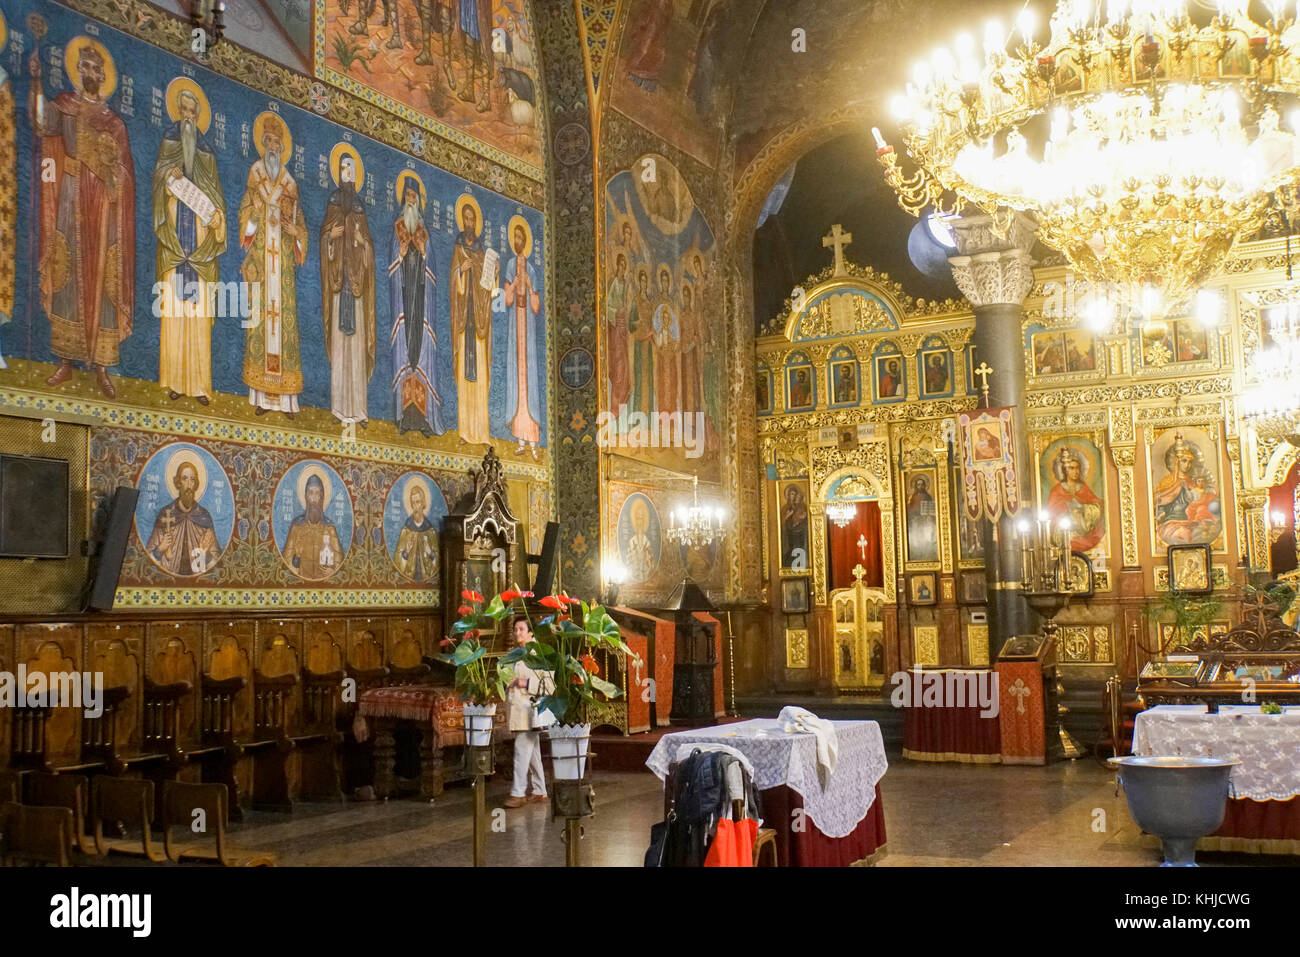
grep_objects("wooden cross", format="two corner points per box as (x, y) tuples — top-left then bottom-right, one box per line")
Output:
(856, 534), (868, 560)
(823, 224), (853, 276)
(974, 361), (994, 406)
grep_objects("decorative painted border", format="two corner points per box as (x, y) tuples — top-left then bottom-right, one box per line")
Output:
(0, 384), (550, 482)
(114, 586), (440, 609)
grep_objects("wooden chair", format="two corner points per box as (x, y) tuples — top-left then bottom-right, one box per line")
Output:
(1, 802), (73, 866)
(161, 781), (275, 867)
(90, 776), (166, 862)
(298, 632), (346, 800)
(248, 635), (300, 811)
(753, 827), (779, 866)
(25, 772), (96, 857)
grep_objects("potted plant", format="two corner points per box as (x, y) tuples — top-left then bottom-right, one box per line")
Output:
(499, 593), (636, 781)
(437, 589), (511, 747)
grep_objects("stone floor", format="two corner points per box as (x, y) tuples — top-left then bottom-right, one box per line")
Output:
(221, 753), (1295, 867)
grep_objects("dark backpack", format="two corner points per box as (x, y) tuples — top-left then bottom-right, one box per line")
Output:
(645, 749), (760, 867)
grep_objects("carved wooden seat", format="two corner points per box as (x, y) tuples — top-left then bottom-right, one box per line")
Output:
(297, 631), (346, 800)
(11, 634), (98, 773)
(90, 776), (166, 862)
(25, 772), (96, 856)
(1, 801), (73, 866)
(248, 634), (300, 811)
(387, 627), (432, 686)
(161, 782), (275, 867)
(193, 634), (252, 818)
(141, 631), (199, 769)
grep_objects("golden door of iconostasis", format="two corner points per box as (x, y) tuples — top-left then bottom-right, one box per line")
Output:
(830, 570), (888, 690)
(811, 451), (897, 693)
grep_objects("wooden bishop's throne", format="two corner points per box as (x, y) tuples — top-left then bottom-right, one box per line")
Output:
(442, 449), (525, 639)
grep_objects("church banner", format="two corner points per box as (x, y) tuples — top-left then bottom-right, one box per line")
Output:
(957, 408), (1021, 522)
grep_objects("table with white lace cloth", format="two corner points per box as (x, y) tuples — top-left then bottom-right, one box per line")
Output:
(645, 719), (888, 839)
(1132, 705), (1300, 801)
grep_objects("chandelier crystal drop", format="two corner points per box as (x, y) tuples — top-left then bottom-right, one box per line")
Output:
(826, 500), (858, 529)
(665, 476), (728, 549)
(875, 0), (1300, 315)
(1242, 293), (1300, 436)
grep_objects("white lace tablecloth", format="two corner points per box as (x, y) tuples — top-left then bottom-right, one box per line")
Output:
(645, 719), (888, 839)
(1132, 706), (1300, 801)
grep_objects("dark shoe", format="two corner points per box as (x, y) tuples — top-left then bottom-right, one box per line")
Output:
(415, 47), (433, 65)
(45, 361), (74, 386)
(285, 411), (296, 420)
(167, 390), (181, 400)
(196, 395), (209, 406)
(349, 18), (369, 35)
(95, 367), (117, 398)
(255, 406), (268, 416)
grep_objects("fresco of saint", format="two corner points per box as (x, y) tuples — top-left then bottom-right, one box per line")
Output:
(31, 37), (134, 398)
(239, 112), (308, 418)
(389, 171), (445, 437)
(503, 216), (542, 455)
(450, 193), (492, 445)
(320, 143), (377, 426)
(283, 472), (344, 580)
(144, 456), (220, 577)
(393, 477), (439, 583)
(153, 78), (226, 405)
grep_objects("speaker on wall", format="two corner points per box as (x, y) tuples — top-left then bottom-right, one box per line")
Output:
(85, 486), (139, 612)
(530, 521), (560, 597)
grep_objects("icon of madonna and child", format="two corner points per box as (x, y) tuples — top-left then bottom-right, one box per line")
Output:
(1152, 431), (1222, 548)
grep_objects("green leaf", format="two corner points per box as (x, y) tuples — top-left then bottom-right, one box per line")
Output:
(589, 674), (621, 698)
(483, 595), (507, 620)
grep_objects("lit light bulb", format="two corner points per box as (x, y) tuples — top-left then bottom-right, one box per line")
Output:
(912, 60), (932, 90)
(1017, 519), (1031, 535)
(1038, 509), (1052, 523)
(1195, 289), (1223, 327)
(932, 46), (956, 78)
(1017, 7), (1036, 43)
(890, 94), (912, 122)
(871, 127), (888, 151)
(1271, 509), (1287, 526)
(983, 19), (1005, 53)
(955, 32), (976, 58)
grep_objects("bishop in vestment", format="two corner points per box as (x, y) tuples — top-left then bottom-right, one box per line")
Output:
(450, 197), (492, 446)
(239, 113), (307, 418)
(30, 39), (134, 398)
(389, 173), (445, 436)
(320, 149), (376, 426)
(153, 80), (226, 404)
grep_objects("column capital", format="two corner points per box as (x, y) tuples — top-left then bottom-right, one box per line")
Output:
(948, 211), (1038, 257)
(947, 248), (1035, 309)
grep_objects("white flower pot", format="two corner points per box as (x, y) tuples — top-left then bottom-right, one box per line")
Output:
(547, 723), (592, 780)
(462, 703), (497, 748)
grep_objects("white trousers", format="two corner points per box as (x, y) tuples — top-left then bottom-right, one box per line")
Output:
(511, 730), (546, 798)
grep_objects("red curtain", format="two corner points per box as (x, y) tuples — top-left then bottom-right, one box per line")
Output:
(827, 501), (883, 590)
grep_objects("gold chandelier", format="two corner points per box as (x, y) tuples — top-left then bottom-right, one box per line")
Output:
(874, 0), (1300, 315)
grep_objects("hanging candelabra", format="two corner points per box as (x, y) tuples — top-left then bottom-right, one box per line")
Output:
(665, 475), (728, 549)
(190, 0), (227, 57)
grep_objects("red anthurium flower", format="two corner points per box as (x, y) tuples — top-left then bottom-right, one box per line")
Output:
(581, 654), (599, 675)
(500, 589), (521, 602)
(461, 589), (485, 603)
(467, 629), (481, 641)
(558, 593), (577, 606)
(570, 674), (584, 685)
(519, 589), (535, 598)
(457, 605), (473, 616)
(539, 595), (564, 610)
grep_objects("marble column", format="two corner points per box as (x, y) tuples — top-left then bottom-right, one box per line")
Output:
(948, 214), (1037, 645)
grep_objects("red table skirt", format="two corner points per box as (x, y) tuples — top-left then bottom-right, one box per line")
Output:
(902, 704), (1001, 764)
(758, 784), (886, 867)
(1204, 796), (1300, 855)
